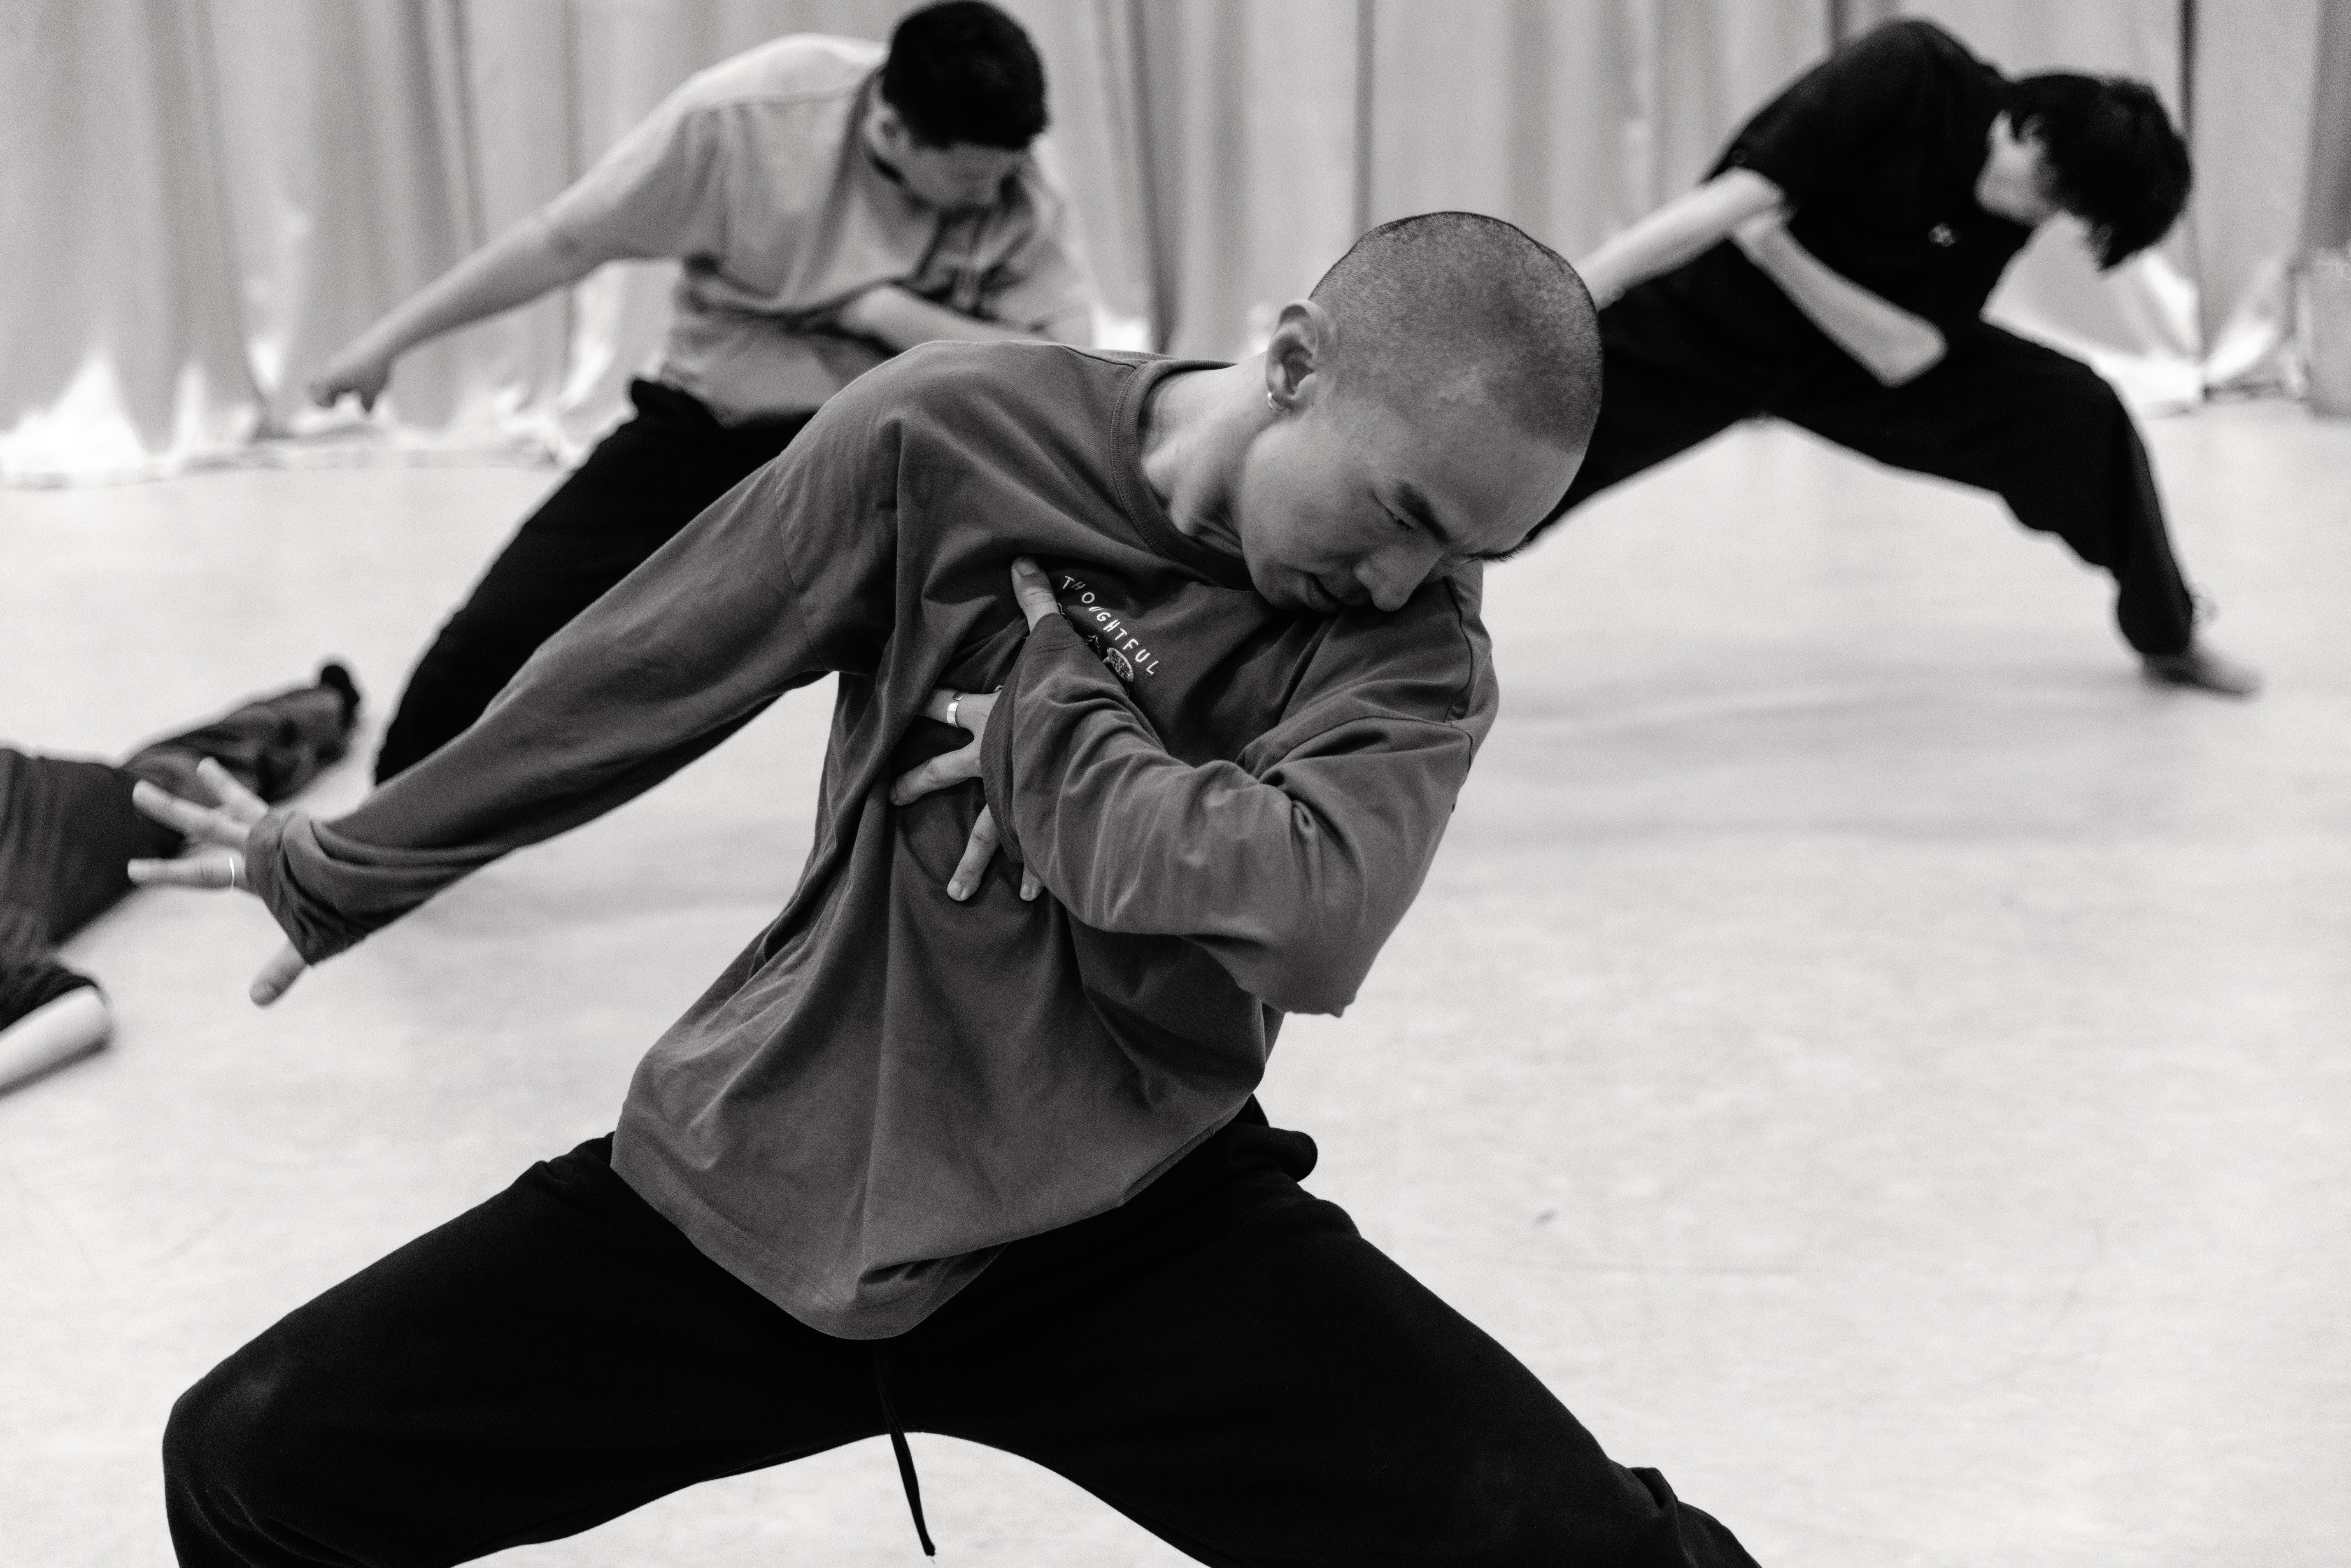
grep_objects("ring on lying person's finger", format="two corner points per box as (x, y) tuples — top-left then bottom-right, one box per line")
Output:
(945, 691), (965, 731)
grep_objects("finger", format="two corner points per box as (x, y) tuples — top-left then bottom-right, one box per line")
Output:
(946, 809), (1001, 903)
(196, 758), (270, 824)
(127, 855), (242, 890)
(1021, 865), (1040, 901)
(1009, 556), (1059, 629)
(921, 688), (961, 726)
(889, 741), (982, 806)
(954, 690), (996, 731)
(249, 943), (308, 1007)
(130, 781), (251, 847)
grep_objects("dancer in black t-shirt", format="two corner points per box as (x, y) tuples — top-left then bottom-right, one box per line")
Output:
(1558, 17), (2257, 696)
(0, 667), (358, 1092)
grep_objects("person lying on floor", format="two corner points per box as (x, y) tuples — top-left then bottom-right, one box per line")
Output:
(133, 213), (1756, 1567)
(0, 665), (357, 1093)
(1556, 16), (2257, 696)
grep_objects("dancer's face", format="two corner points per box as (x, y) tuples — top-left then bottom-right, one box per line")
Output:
(866, 102), (1026, 212)
(1231, 306), (1583, 615)
(1976, 113), (2063, 226)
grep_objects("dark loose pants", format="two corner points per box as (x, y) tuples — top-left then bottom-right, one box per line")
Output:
(1560, 275), (2198, 657)
(164, 1116), (1757, 1568)
(373, 381), (815, 782)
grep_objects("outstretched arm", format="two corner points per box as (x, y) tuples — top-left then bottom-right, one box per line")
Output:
(128, 401), (900, 999)
(1576, 168), (1785, 307)
(1730, 211), (1946, 385)
(310, 219), (592, 411)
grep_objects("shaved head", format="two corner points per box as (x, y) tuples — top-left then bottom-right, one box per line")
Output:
(1308, 211), (1602, 454)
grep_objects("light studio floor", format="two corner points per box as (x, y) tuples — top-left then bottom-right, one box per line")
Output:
(2, 400), (2345, 1568)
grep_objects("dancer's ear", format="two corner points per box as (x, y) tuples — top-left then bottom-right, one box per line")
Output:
(1263, 300), (1333, 414)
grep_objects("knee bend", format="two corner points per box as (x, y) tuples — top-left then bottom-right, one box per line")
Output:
(164, 1353), (300, 1506)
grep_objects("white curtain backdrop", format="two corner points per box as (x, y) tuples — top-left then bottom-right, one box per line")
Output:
(1, 0), (2338, 486)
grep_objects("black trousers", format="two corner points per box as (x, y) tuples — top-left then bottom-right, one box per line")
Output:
(164, 1115), (1757, 1568)
(374, 381), (815, 782)
(1560, 274), (2199, 657)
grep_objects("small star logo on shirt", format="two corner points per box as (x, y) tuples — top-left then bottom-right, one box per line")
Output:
(1929, 223), (1957, 247)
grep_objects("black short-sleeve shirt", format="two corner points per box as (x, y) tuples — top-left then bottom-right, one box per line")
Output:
(1711, 19), (2034, 330)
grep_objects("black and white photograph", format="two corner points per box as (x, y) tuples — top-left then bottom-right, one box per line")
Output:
(2, 2), (2345, 1564)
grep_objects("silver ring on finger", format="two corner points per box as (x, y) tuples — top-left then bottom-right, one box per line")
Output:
(945, 691), (965, 731)
(222, 858), (242, 892)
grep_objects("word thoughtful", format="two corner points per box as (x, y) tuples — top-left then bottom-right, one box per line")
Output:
(1056, 572), (1164, 681)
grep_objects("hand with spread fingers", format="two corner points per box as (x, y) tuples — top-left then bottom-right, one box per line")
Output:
(125, 758), (310, 1006)
(891, 556), (1063, 903)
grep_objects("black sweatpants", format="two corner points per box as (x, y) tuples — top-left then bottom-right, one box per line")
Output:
(374, 380), (815, 782)
(1561, 272), (2198, 657)
(164, 1114), (1757, 1568)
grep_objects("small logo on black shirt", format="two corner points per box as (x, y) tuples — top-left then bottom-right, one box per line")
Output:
(1928, 223), (1957, 247)
(1055, 572), (1162, 681)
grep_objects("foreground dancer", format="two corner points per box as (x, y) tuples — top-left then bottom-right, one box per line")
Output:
(311, 0), (1096, 781)
(0, 667), (356, 1092)
(136, 214), (1755, 1566)
(1558, 17), (2256, 695)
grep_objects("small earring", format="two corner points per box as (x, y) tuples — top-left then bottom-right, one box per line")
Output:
(1266, 391), (1282, 412)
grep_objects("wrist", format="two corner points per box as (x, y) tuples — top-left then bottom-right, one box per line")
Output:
(1730, 219), (1782, 261)
(838, 283), (900, 333)
(345, 326), (405, 370)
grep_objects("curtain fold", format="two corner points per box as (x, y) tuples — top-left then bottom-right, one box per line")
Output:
(1, 0), (262, 482)
(0, 0), (2333, 486)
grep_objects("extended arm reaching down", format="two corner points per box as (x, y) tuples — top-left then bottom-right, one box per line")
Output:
(123, 393), (906, 996)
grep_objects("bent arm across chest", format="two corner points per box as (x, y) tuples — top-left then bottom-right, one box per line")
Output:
(980, 616), (1477, 1017)
(1577, 169), (1784, 307)
(1734, 215), (1947, 384)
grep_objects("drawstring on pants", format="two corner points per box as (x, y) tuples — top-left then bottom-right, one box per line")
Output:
(871, 1344), (937, 1556)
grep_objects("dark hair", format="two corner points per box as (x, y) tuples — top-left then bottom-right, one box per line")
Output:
(1309, 212), (1602, 472)
(2009, 72), (2190, 269)
(879, 1), (1048, 150)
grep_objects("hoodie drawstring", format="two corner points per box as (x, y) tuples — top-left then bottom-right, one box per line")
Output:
(871, 1343), (937, 1556)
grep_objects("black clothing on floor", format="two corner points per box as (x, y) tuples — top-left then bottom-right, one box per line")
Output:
(372, 380), (815, 782)
(1558, 266), (2197, 656)
(0, 670), (356, 1031)
(164, 1114), (1757, 1568)
(1717, 19), (2031, 329)
(0, 901), (101, 1027)
(0, 752), (178, 962)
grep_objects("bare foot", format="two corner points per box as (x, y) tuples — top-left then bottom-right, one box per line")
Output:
(2142, 642), (2263, 698)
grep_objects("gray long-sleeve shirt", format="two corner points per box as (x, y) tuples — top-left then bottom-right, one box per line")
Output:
(245, 343), (1499, 1338)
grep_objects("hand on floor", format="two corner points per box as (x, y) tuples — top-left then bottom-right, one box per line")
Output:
(126, 758), (310, 1005)
(2143, 642), (2263, 698)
